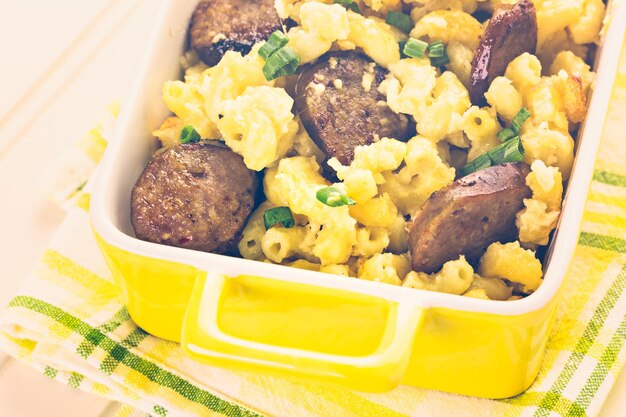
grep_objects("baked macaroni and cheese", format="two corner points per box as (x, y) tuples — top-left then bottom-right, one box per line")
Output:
(130, 0), (606, 301)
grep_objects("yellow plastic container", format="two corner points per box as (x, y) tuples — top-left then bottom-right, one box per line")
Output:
(90, 0), (626, 398)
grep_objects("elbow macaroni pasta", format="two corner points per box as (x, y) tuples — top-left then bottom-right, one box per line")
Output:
(567, 0), (606, 45)
(218, 86), (299, 171)
(517, 160), (563, 245)
(153, 0), (605, 300)
(347, 12), (404, 68)
(485, 77), (523, 122)
(478, 241), (543, 292)
(262, 225), (318, 263)
(238, 201), (275, 261)
(403, 256), (474, 295)
(349, 194), (398, 228)
(550, 51), (595, 92)
(383, 57), (438, 121)
(417, 71), (471, 142)
(446, 41), (475, 88)
(265, 156), (357, 265)
(162, 78), (219, 140)
(521, 123), (575, 179)
(408, 0), (468, 22)
(361, 0), (403, 13)
(287, 2), (350, 64)
(380, 136), (455, 215)
(505, 53), (542, 95)
(465, 276), (513, 301)
(410, 10), (482, 50)
(358, 253), (412, 285)
(152, 117), (184, 149)
(353, 227), (391, 257)
(463, 106), (501, 162)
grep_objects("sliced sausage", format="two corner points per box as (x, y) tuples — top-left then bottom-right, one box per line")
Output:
(190, 0), (283, 67)
(469, 0), (537, 105)
(131, 142), (258, 255)
(408, 163), (531, 274)
(295, 52), (412, 165)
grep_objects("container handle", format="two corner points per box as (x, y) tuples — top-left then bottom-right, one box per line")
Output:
(181, 273), (424, 392)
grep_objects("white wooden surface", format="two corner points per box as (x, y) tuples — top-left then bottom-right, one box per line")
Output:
(0, 1), (625, 416)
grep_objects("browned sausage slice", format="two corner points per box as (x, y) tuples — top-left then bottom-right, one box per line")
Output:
(408, 163), (531, 274)
(469, 0), (537, 105)
(131, 142), (258, 255)
(190, 0), (283, 67)
(295, 52), (412, 165)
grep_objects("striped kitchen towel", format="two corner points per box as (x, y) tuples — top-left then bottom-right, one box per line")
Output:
(2, 30), (626, 417)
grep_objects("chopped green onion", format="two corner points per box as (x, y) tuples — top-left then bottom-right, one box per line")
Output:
(334, 0), (360, 13)
(386, 11), (413, 33)
(263, 47), (300, 81)
(398, 38), (449, 66)
(430, 54), (450, 67)
(458, 137), (525, 177)
(180, 125), (201, 144)
(497, 127), (517, 142)
(428, 40), (445, 58)
(429, 49), (450, 66)
(316, 186), (356, 207)
(488, 136), (525, 164)
(263, 207), (295, 230)
(458, 154), (492, 178)
(511, 107), (531, 133)
(403, 38), (428, 58)
(259, 31), (289, 61)
(496, 108), (531, 143)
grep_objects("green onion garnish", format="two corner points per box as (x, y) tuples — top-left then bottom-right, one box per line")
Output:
(403, 38), (428, 58)
(489, 136), (525, 164)
(386, 11), (413, 33)
(180, 125), (201, 144)
(430, 54), (450, 67)
(259, 31), (301, 81)
(458, 154), (492, 177)
(399, 38), (450, 66)
(511, 107), (531, 133)
(334, 0), (360, 13)
(263, 207), (295, 230)
(421, 40), (449, 66)
(496, 108), (531, 142)
(497, 127), (517, 142)
(458, 137), (525, 177)
(428, 40), (445, 58)
(262, 47), (300, 81)
(259, 31), (289, 61)
(316, 187), (356, 207)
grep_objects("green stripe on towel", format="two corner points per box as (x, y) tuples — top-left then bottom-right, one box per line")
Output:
(8, 296), (262, 417)
(594, 170), (626, 188)
(579, 232), (626, 253)
(568, 319), (626, 414)
(68, 372), (85, 389)
(532, 265), (626, 416)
